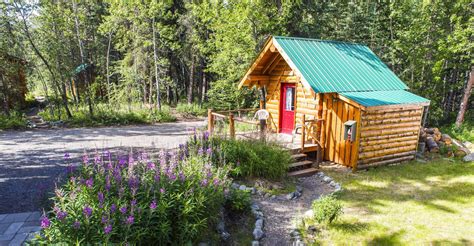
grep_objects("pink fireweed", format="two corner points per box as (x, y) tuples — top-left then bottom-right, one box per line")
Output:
(104, 224), (112, 234)
(150, 200), (157, 210)
(40, 216), (51, 229)
(83, 206), (92, 218)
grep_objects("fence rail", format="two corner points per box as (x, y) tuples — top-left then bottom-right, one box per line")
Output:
(208, 108), (261, 139)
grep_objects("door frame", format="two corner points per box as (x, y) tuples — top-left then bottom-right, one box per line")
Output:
(279, 82), (296, 133)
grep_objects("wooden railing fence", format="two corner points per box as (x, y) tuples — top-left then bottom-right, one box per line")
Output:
(208, 108), (261, 139)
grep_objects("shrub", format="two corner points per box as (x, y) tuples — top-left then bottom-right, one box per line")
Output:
(441, 120), (474, 142)
(187, 132), (290, 179)
(225, 188), (251, 213)
(176, 103), (207, 117)
(37, 145), (230, 244)
(0, 111), (27, 130)
(312, 194), (343, 224)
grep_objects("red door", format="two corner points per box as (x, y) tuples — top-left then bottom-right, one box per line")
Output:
(280, 83), (296, 134)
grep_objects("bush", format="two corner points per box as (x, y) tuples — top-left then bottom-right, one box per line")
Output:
(37, 145), (230, 244)
(441, 120), (474, 142)
(0, 111), (27, 130)
(188, 133), (290, 180)
(39, 103), (176, 127)
(176, 103), (207, 117)
(225, 188), (251, 213)
(312, 195), (343, 224)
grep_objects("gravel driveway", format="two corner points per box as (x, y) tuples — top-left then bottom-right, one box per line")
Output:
(0, 121), (206, 214)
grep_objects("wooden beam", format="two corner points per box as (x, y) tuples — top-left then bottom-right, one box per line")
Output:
(247, 75), (300, 82)
(238, 37), (274, 89)
(262, 54), (281, 74)
(265, 56), (283, 74)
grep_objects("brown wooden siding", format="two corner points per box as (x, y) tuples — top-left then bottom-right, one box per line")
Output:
(322, 93), (361, 168)
(357, 106), (424, 169)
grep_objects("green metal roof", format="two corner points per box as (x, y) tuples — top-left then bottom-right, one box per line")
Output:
(340, 90), (430, 107)
(273, 36), (409, 93)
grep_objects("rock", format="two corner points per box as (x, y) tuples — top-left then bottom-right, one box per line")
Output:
(255, 211), (264, 219)
(239, 185), (247, 190)
(322, 176), (332, 183)
(251, 187), (257, 194)
(463, 153), (474, 162)
(329, 180), (337, 187)
(294, 239), (306, 246)
(271, 195), (276, 199)
(264, 192), (271, 198)
(252, 241), (260, 246)
(293, 191), (302, 199)
(257, 189), (264, 196)
(296, 185), (303, 193)
(253, 228), (265, 240)
(221, 231), (231, 241)
(217, 220), (225, 233)
(307, 225), (318, 234)
(290, 229), (300, 238)
(304, 209), (314, 218)
(286, 192), (295, 200)
(334, 185), (342, 192)
(318, 172), (325, 177)
(231, 183), (240, 189)
(255, 218), (264, 229)
(251, 203), (260, 211)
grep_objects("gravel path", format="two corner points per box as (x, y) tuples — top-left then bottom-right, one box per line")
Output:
(0, 121), (206, 214)
(255, 175), (334, 245)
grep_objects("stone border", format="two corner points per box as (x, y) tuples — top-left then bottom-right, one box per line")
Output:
(0, 212), (41, 245)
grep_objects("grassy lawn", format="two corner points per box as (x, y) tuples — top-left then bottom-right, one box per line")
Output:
(303, 159), (474, 245)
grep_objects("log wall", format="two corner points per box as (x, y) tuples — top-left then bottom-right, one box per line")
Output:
(357, 106), (424, 169)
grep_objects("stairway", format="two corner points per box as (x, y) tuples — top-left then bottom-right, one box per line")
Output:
(27, 115), (50, 129)
(286, 146), (319, 177)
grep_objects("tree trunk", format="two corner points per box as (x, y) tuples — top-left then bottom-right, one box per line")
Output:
(72, 1), (93, 116)
(106, 31), (112, 103)
(152, 17), (162, 111)
(187, 55), (195, 104)
(455, 65), (473, 128)
(201, 71), (207, 105)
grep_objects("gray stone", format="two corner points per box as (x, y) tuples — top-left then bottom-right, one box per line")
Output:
(253, 228), (265, 240)
(221, 231), (231, 241)
(17, 226), (41, 234)
(264, 193), (271, 198)
(271, 195), (276, 199)
(231, 183), (240, 189)
(293, 191), (302, 199)
(318, 172), (325, 177)
(463, 153), (474, 162)
(334, 185), (342, 192)
(250, 187), (257, 194)
(251, 203), (260, 211)
(217, 220), (225, 233)
(286, 192), (295, 200)
(2, 213), (31, 223)
(255, 211), (264, 219)
(329, 181), (337, 187)
(293, 239), (306, 246)
(257, 190), (264, 196)
(290, 229), (300, 237)
(9, 232), (28, 246)
(296, 186), (303, 193)
(239, 185), (247, 191)
(304, 209), (313, 218)
(4, 222), (24, 235)
(252, 240), (260, 246)
(322, 176), (332, 183)
(255, 218), (264, 229)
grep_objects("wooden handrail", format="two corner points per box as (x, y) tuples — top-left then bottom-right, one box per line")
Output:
(214, 108), (258, 114)
(211, 112), (228, 118)
(233, 118), (259, 125)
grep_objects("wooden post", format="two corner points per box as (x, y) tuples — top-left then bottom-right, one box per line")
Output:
(301, 114), (306, 151)
(229, 112), (235, 139)
(208, 109), (214, 134)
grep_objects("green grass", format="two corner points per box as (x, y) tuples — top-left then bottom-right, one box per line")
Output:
(176, 103), (207, 117)
(301, 159), (474, 245)
(39, 103), (176, 127)
(441, 121), (474, 142)
(0, 111), (27, 130)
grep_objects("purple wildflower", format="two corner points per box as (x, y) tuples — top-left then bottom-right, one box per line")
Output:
(150, 200), (157, 210)
(160, 188), (165, 194)
(64, 152), (70, 160)
(66, 164), (76, 174)
(85, 177), (93, 189)
(118, 156), (127, 168)
(120, 206), (127, 214)
(105, 176), (111, 192)
(179, 171), (185, 182)
(73, 220), (81, 229)
(154, 173), (160, 182)
(201, 179), (208, 187)
(128, 153), (134, 165)
(83, 206), (92, 218)
(82, 154), (89, 165)
(213, 178), (220, 186)
(125, 215), (134, 225)
(98, 192), (104, 204)
(40, 216), (51, 229)
(206, 147), (212, 156)
(147, 161), (155, 170)
(104, 224), (112, 234)
(198, 147), (204, 156)
(101, 215), (108, 224)
(110, 204), (117, 213)
(203, 131), (209, 140)
(56, 211), (67, 221)
(128, 176), (139, 190)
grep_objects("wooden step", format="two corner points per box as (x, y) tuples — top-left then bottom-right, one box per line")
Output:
(302, 144), (318, 153)
(289, 160), (313, 169)
(288, 167), (319, 177)
(291, 153), (307, 160)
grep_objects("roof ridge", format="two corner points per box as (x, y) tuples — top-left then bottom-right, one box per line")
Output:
(273, 35), (366, 46)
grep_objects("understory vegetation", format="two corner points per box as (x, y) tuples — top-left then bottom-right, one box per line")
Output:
(36, 137), (231, 244)
(300, 159), (474, 244)
(441, 119), (474, 142)
(0, 111), (27, 130)
(190, 134), (291, 180)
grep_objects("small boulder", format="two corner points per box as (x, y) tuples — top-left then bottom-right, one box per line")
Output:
(296, 185), (303, 193)
(221, 231), (231, 241)
(318, 172), (325, 177)
(463, 153), (474, 162)
(252, 241), (260, 246)
(271, 195), (277, 199)
(329, 181), (337, 187)
(286, 192), (295, 200)
(217, 220), (226, 233)
(293, 191), (302, 199)
(253, 228), (265, 240)
(322, 176), (332, 183)
(239, 185), (247, 191)
(264, 192), (272, 198)
(304, 209), (314, 218)
(255, 218), (264, 229)
(231, 183), (240, 189)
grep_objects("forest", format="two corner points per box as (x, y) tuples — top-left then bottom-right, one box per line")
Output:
(0, 0), (472, 129)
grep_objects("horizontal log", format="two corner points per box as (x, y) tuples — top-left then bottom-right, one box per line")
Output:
(425, 137), (439, 152)
(358, 150), (416, 165)
(357, 156), (414, 170)
(363, 110), (423, 120)
(361, 116), (422, 127)
(211, 112), (227, 118)
(361, 131), (417, 141)
(360, 135), (419, 147)
(441, 134), (452, 145)
(361, 140), (418, 152)
(296, 108), (318, 115)
(361, 126), (420, 138)
(364, 105), (424, 114)
(359, 145), (416, 159)
(361, 122), (421, 131)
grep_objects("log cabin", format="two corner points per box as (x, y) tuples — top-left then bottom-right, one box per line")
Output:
(238, 36), (430, 172)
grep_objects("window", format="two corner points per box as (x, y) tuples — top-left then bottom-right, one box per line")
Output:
(285, 87), (295, 111)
